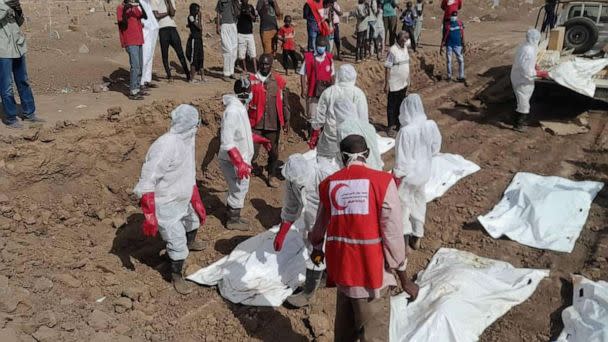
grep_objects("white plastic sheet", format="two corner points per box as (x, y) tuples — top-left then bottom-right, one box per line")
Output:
(478, 172), (604, 253)
(187, 225), (308, 306)
(549, 57), (608, 98)
(390, 248), (549, 342)
(556, 275), (608, 342)
(302, 134), (395, 160)
(424, 153), (480, 202)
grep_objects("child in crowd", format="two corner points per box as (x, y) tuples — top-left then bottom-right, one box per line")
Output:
(186, 3), (206, 82)
(355, 0), (370, 62)
(278, 15), (298, 75)
(400, 1), (417, 52)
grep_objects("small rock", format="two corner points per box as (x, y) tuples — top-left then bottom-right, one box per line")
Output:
(24, 215), (37, 225)
(107, 106), (122, 117)
(60, 321), (76, 332)
(95, 209), (107, 221)
(78, 44), (89, 54)
(112, 216), (126, 229)
(33, 277), (53, 292)
(121, 287), (142, 302)
(12, 213), (21, 222)
(68, 24), (80, 32)
(0, 194), (8, 204)
(32, 326), (59, 342)
(114, 297), (133, 313)
(307, 313), (330, 337)
(54, 273), (82, 288)
(0, 275), (30, 313)
(88, 309), (113, 331)
(35, 310), (58, 328)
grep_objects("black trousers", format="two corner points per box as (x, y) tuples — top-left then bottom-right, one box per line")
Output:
(403, 25), (416, 51)
(387, 87), (407, 129)
(252, 129), (280, 176)
(282, 50), (298, 71)
(159, 27), (190, 80)
(356, 30), (367, 61)
(333, 24), (341, 53)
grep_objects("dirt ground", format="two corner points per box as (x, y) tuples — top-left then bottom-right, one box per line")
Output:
(0, 0), (607, 341)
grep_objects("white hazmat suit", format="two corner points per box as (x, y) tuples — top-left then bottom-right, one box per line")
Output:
(313, 64), (369, 160)
(281, 154), (338, 271)
(510, 29), (541, 115)
(334, 100), (384, 171)
(134, 104), (201, 260)
(140, 0), (159, 86)
(394, 94), (441, 237)
(219, 94), (254, 209)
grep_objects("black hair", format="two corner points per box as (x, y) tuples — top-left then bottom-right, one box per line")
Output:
(189, 3), (200, 16)
(233, 78), (250, 94)
(316, 35), (329, 47)
(284, 15), (292, 21)
(340, 135), (368, 155)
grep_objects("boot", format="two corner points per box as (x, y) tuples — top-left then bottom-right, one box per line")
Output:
(512, 113), (527, 132)
(225, 206), (250, 231)
(409, 236), (421, 250)
(285, 269), (323, 308)
(186, 229), (206, 251)
(170, 259), (192, 295)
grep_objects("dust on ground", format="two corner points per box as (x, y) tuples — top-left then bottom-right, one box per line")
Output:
(0, 1), (607, 341)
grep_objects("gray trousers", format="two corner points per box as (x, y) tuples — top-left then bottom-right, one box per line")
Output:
(220, 158), (250, 209)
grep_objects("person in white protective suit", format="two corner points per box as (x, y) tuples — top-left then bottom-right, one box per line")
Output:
(273, 153), (339, 308)
(139, 0), (159, 89)
(134, 104), (207, 295)
(393, 94), (441, 250)
(219, 79), (273, 230)
(510, 28), (549, 132)
(335, 99), (384, 171)
(308, 64), (369, 160)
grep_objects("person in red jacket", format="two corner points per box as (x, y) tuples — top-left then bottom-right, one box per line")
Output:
(440, 0), (462, 40)
(248, 54), (290, 188)
(117, 0), (147, 100)
(309, 134), (419, 341)
(299, 35), (335, 138)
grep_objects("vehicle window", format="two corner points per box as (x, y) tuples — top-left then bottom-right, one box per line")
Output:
(569, 5), (582, 18)
(600, 4), (608, 23)
(583, 4), (600, 22)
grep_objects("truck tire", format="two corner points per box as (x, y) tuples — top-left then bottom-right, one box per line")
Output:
(564, 17), (599, 54)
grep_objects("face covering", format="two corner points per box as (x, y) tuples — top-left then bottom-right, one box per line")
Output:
(450, 16), (457, 22)
(260, 69), (270, 77)
(238, 92), (253, 105)
(342, 150), (369, 165)
(316, 46), (326, 55)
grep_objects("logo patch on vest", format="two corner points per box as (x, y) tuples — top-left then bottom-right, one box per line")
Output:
(326, 65), (331, 73)
(329, 179), (370, 216)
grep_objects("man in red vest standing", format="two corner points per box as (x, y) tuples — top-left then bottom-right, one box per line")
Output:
(299, 35), (334, 138)
(309, 134), (419, 341)
(249, 54), (290, 188)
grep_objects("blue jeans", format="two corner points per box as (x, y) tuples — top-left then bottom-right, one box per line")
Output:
(126, 45), (143, 95)
(307, 24), (319, 52)
(0, 56), (36, 124)
(446, 45), (464, 79)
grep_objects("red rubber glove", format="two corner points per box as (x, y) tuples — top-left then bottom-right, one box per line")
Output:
(308, 129), (321, 150)
(393, 175), (402, 188)
(273, 220), (293, 251)
(536, 70), (549, 79)
(252, 134), (272, 152)
(190, 185), (207, 226)
(228, 147), (252, 180)
(140, 192), (158, 237)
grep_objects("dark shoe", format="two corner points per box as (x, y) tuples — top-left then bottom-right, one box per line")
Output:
(512, 113), (527, 132)
(22, 116), (45, 123)
(170, 259), (192, 295)
(186, 230), (206, 251)
(409, 236), (421, 250)
(128, 94), (144, 100)
(222, 76), (231, 82)
(386, 127), (398, 138)
(225, 206), (250, 231)
(145, 82), (159, 88)
(140, 90), (150, 96)
(285, 269), (323, 308)
(5, 121), (23, 129)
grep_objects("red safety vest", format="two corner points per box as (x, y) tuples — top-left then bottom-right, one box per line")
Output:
(319, 164), (392, 289)
(304, 52), (334, 98)
(247, 72), (287, 128)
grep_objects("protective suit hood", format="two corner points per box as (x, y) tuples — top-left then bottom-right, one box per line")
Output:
(335, 64), (357, 87)
(335, 101), (384, 170)
(223, 94), (242, 106)
(526, 28), (541, 45)
(169, 104), (200, 135)
(281, 154), (316, 188)
(399, 94), (427, 127)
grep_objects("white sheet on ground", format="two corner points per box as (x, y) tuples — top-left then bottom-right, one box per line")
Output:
(556, 275), (608, 342)
(478, 172), (604, 253)
(549, 57), (608, 98)
(424, 153), (480, 202)
(390, 248), (549, 342)
(186, 225), (308, 306)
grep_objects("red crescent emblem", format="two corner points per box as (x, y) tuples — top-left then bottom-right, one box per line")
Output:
(331, 183), (348, 211)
